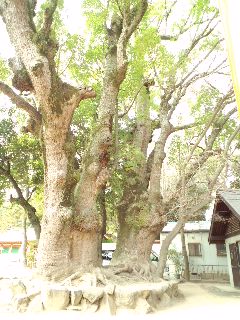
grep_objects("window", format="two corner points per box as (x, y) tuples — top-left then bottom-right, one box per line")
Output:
(216, 243), (227, 256)
(188, 243), (202, 256)
(1, 247), (9, 254)
(11, 247), (19, 254)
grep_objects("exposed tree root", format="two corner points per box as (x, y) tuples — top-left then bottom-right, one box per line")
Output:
(113, 265), (133, 275)
(60, 262), (159, 288)
(61, 267), (108, 287)
(107, 261), (159, 282)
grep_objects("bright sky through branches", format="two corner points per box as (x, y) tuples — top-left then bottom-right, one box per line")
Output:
(218, 0), (240, 118)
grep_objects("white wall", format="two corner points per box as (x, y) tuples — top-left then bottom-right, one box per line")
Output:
(160, 231), (228, 278)
(185, 232), (228, 273)
(225, 234), (240, 287)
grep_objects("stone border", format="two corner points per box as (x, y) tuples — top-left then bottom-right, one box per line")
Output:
(0, 278), (184, 314)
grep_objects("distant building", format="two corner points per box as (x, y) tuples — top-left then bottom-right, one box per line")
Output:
(209, 189), (240, 288)
(160, 221), (229, 281)
(0, 228), (36, 262)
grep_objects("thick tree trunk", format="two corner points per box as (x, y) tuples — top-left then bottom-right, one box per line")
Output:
(113, 86), (170, 268)
(1, 0), (148, 279)
(99, 185), (107, 240)
(71, 80), (119, 268)
(112, 222), (161, 265)
(181, 226), (190, 281)
(37, 113), (81, 277)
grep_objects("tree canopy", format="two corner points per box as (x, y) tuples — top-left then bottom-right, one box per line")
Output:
(0, 0), (239, 280)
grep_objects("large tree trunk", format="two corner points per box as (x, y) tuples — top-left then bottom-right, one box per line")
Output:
(37, 113), (103, 276)
(99, 184), (107, 240)
(113, 220), (162, 265)
(112, 87), (172, 268)
(0, 0), (148, 279)
(71, 7), (149, 270)
(112, 83), (166, 267)
(37, 123), (73, 276)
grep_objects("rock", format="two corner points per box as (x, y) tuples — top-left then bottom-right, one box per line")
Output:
(71, 289), (82, 306)
(152, 283), (170, 298)
(139, 289), (150, 299)
(14, 294), (30, 312)
(159, 293), (171, 307)
(83, 287), (104, 304)
(147, 290), (160, 309)
(114, 287), (137, 308)
(99, 293), (116, 315)
(87, 302), (99, 313)
(175, 289), (185, 299)
(27, 295), (43, 312)
(165, 282), (180, 298)
(67, 305), (82, 311)
(41, 287), (70, 311)
(80, 298), (99, 312)
(107, 294), (116, 315)
(80, 273), (97, 287)
(105, 284), (115, 295)
(171, 283), (180, 297)
(135, 297), (152, 314)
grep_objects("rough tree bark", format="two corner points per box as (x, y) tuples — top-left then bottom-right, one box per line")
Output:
(0, 0), (148, 278)
(111, 6), (227, 272)
(68, 0), (149, 271)
(112, 81), (167, 268)
(0, 0), (95, 278)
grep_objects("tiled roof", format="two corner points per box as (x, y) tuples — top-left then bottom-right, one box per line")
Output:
(219, 189), (240, 218)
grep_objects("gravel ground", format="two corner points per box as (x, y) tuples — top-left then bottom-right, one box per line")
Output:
(0, 282), (239, 320)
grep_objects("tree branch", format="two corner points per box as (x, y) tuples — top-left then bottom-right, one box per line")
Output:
(0, 159), (41, 239)
(1, 0), (52, 104)
(119, 84), (145, 118)
(0, 81), (42, 123)
(40, 0), (58, 38)
(115, 0), (148, 82)
(176, 40), (224, 89)
(0, 161), (24, 200)
(76, 86), (96, 102)
(171, 122), (200, 133)
(184, 89), (234, 165)
(159, 13), (214, 42)
(208, 125), (240, 190)
(177, 12), (218, 68)
(26, 186), (37, 201)
(158, 0), (177, 30)
(126, 0), (148, 38)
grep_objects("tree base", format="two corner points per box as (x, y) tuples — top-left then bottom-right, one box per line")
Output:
(1, 267), (184, 314)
